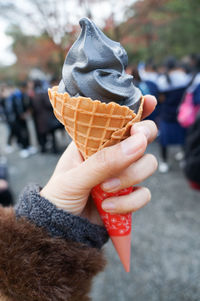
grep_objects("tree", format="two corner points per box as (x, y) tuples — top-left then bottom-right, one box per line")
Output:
(161, 0), (200, 57)
(0, 0), (127, 46)
(118, 0), (200, 64)
(0, 0), (132, 79)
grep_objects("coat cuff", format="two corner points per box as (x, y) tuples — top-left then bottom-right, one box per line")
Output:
(15, 184), (108, 249)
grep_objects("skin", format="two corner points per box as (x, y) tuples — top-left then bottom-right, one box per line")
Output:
(40, 95), (158, 226)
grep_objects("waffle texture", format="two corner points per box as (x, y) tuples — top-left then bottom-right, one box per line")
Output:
(49, 86), (144, 159)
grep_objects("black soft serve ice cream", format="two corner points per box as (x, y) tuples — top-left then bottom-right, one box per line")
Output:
(58, 17), (142, 111)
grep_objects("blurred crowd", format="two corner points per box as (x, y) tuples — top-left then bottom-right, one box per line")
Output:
(0, 53), (199, 208)
(0, 77), (65, 206)
(131, 53), (200, 189)
(0, 77), (64, 158)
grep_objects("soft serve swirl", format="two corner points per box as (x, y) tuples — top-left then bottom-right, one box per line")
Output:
(58, 17), (141, 111)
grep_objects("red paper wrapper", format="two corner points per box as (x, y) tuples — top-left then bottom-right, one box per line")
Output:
(91, 184), (133, 272)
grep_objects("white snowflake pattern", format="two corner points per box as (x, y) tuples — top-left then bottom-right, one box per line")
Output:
(101, 213), (131, 233)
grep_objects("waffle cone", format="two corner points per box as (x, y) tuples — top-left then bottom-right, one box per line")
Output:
(48, 86), (144, 159)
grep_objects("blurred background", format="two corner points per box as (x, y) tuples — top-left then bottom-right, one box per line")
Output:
(0, 0), (200, 300)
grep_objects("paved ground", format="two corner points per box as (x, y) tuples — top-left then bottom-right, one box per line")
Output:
(0, 120), (200, 301)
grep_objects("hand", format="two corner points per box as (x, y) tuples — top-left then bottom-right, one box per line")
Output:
(40, 95), (158, 225)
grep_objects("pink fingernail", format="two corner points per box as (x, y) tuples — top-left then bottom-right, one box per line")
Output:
(102, 201), (116, 211)
(101, 178), (121, 192)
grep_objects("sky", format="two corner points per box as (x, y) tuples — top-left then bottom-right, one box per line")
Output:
(0, 0), (136, 66)
(0, 21), (16, 66)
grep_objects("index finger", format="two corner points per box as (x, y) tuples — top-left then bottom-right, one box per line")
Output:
(141, 95), (157, 119)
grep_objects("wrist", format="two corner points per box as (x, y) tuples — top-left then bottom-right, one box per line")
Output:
(40, 186), (57, 207)
(40, 185), (85, 216)
(15, 184), (109, 249)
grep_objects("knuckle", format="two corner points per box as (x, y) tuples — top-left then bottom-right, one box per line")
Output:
(95, 148), (107, 166)
(94, 147), (115, 174)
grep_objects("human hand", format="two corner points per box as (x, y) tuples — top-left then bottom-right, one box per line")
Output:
(40, 95), (158, 225)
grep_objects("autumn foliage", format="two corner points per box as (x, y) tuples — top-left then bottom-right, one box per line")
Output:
(0, 0), (199, 81)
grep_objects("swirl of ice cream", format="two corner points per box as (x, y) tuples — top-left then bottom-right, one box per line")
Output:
(58, 17), (141, 111)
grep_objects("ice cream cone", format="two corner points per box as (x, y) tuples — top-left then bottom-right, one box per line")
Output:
(48, 86), (144, 159)
(48, 86), (144, 271)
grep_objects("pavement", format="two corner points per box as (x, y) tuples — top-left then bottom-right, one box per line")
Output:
(0, 120), (200, 301)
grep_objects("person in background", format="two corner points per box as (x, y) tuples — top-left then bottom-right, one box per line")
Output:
(0, 96), (158, 300)
(26, 79), (35, 99)
(0, 84), (16, 153)
(189, 53), (200, 74)
(184, 112), (200, 191)
(137, 60), (160, 123)
(31, 79), (63, 153)
(156, 56), (191, 173)
(182, 55), (200, 190)
(131, 66), (150, 95)
(0, 84), (7, 121)
(0, 156), (13, 206)
(187, 54), (200, 106)
(4, 82), (36, 158)
(138, 60), (158, 84)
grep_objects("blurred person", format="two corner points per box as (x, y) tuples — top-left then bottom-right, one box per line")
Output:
(0, 84), (7, 121)
(31, 79), (63, 153)
(138, 59), (158, 84)
(184, 112), (200, 191)
(180, 54), (200, 77)
(1, 84), (17, 153)
(136, 61), (160, 123)
(156, 56), (192, 173)
(26, 79), (35, 98)
(0, 156), (13, 206)
(180, 55), (194, 75)
(181, 55), (200, 189)
(131, 66), (150, 95)
(4, 82), (35, 158)
(189, 53), (199, 74)
(178, 54), (200, 129)
(0, 96), (158, 300)
(50, 76), (59, 87)
(16, 81), (32, 157)
(189, 54), (200, 107)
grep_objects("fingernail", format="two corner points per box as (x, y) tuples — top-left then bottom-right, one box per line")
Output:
(102, 201), (116, 212)
(101, 178), (121, 192)
(121, 133), (145, 156)
(133, 124), (150, 139)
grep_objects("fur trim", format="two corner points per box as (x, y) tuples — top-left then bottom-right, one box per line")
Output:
(0, 207), (106, 301)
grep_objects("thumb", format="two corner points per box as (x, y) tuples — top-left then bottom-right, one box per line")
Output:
(67, 132), (147, 191)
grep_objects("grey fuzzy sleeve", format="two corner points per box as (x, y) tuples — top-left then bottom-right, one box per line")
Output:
(15, 184), (108, 249)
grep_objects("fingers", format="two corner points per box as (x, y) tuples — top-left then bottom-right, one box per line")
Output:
(131, 120), (158, 144)
(102, 186), (151, 214)
(141, 95), (157, 119)
(101, 154), (158, 192)
(67, 132), (148, 190)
